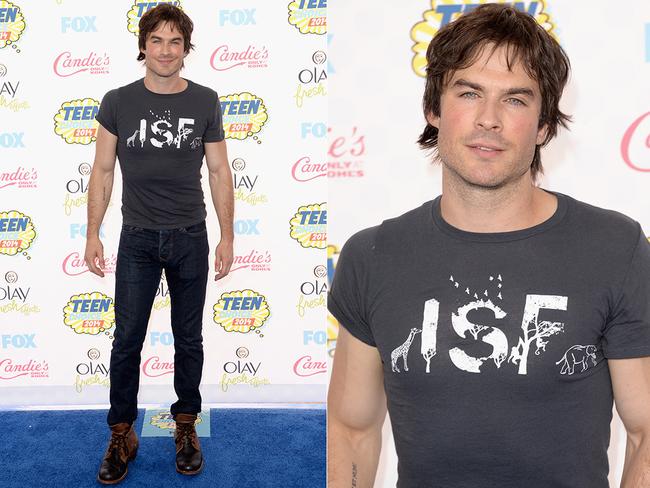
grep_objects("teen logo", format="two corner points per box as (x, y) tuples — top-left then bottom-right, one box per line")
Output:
(53, 51), (110, 77)
(291, 156), (327, 182)
(54, 98), (100, 145)
(74, 348), (110, 393)
(210, 44), (269, 71)
(63, 163), (93, 216)
(621, 111), (650, 172)
(142, 355), (174, 377)
(0, 358), (48, 380)
(289, 203), (327, 249)
(0, 166), (37, 189)
(127, 1), (182, 36)
(61, 251), (117, 276)
(288, 0), (327, 35)
(63, 291), (115, 336)
(297, 265), (327, 318)
(231, 249), (272, 273)
(329, 126), (366, 178)
(0, 210), (36, 257)
(293, 355), (327, 377)
(0, 1), (26, 50)
(213, 289), (271, 334)
(410, 1), (557, 77)
(294, 51), (327, 108)
(219, 92), (268, 142)
(220, 347), (270, 392)
(232, 158), (268, 206)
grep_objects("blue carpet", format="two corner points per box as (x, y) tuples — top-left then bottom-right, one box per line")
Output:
(0, 408), (325, 488)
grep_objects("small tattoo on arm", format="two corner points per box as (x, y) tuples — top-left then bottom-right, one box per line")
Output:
(352, 462), (358, 488)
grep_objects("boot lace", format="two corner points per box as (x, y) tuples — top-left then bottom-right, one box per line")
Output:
(176, 422), (195, 448)
(107, 431), (129, 458)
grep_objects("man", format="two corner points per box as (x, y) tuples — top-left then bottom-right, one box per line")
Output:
(328, 4), (650, 488)
(84, 4), (234, 484)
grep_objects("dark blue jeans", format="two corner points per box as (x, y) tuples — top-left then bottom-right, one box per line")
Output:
(107, 221), (209, 426)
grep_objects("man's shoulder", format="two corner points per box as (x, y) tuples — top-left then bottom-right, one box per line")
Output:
(565, 193), (641, 238)
(186, 79), (219, 98)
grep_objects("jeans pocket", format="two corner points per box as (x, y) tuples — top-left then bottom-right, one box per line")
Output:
(179, 221), (207, 237)
(122, 224), (144, 233)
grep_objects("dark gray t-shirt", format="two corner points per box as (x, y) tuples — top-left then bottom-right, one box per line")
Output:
(328, 192), (650, 488)
(96, 78), (224, 229)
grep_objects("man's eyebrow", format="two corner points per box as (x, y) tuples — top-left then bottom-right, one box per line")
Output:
(451, 78), (536, 98)
(149, 34), (183, 41)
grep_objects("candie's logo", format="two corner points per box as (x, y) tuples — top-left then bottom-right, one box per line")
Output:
(0, 210), (36, 256)
(210, 44), (269, 71)
(293, 355), (327, 377)
(63, 292), (115, 336)
(53, 51), (110, 77)
(410, 1), (556, 77)
(127, 1), (181, 36)
(54, 98), (100, 144)
(0, 359), (48, 380)
(621, 112), (650, 172)
(0, 1), (26, 50)
(288, 0), (327, 35)
(213, 289), (270, 334)
(289, 203), (327, 249)
(219, 93), (268, 142)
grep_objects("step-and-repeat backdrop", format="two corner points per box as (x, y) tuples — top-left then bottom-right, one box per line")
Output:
(328, 1), (650, 486)
(0, 0), (328, 406)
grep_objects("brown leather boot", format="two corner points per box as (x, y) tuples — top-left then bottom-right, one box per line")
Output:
(97, 423), (138, 485)
(174, 413), (203, 475)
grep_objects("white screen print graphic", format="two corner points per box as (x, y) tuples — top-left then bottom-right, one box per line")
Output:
(126, 109), (195, 149)
(400, 291), (568, 375)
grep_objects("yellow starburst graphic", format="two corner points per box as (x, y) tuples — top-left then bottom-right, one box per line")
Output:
(0, 1), (26, 49)
(287, 0), (327, 35)
(289, 203), (327, 249)
(126, 0), (183, 36)
(213, 289), (271, 333)
(219, 92), (269, 141)
(0, 210), (36, 256)
(63, 292), (115, 335)
(53, 98), (100, 145)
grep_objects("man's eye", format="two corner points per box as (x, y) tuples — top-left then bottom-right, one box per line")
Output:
(460, 92), (478, 99)
(507, 98), (525, 106)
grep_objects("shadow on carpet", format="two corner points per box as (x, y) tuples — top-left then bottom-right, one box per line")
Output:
(0, 408), (325, 488)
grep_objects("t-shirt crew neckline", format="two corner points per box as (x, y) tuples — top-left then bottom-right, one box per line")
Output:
(139, 77), (192, 99)
(431, 190), (569, 243)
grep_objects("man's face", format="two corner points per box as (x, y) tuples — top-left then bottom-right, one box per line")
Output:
(427, 44), (548, 189)
(141, 22), (186, 78)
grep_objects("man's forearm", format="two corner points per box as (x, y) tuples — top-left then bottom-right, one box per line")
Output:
(328, 420), (382, 488)
(209, 170), (234, 241)
(86, 168), (114, 238)
(621, 434), (650, 487)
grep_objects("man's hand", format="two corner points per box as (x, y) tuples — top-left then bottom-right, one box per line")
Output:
(214, 239), (233, 281)
(84, 236), (106, 277)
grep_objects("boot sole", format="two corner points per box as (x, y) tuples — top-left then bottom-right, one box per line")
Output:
(176, 457), (204, 476)
(97, 445), (138, 485)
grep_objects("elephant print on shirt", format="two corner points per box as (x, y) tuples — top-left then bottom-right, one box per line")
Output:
(556, 345), (598, 375)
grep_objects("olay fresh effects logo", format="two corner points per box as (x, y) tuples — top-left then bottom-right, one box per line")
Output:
(219, 92), (268, 142)
(213, 289), (270, 335)
(329, 126), (366, 178)
(74, 348), (110, 393)
(53, 51), (110, 77)
(292, 156), (326, 182)
(294, 51), (327, 108)
(0, 1), (25, 51)
(232, 158), (267, 206)
(220, 347), (270, 392)
(63, 163), (93, 216)
(210, 44), (269, 71)
(63, 292), (115, 336)
(293, 355), (327, 377)
(53, 98), (100, 144)
(127, 1), (181, 36)
(0, 63), (27, 111)
(142, 355), (174, 377)
(0, 270), (39, 316)
(153, 272), (170, 310)
(0, 166), (37, 189)
(621, 112), (650, 172)
(297, 265), (327, 318)
(0, 358), (48, 380)
(289, 203), (326, 249)
(410, 1), (556, 77)
(62, 252), (117, 276)
(288, 0), (327, 35)
(0, 210), (36, 257)
(231, 249), (272, 273)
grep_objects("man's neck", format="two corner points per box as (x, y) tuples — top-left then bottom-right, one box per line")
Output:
(143, 71), (187, 94)
(440, 170), (558, 233)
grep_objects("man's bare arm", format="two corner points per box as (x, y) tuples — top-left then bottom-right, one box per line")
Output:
(610, 356), (650, 487)
(204, 140), (234, 280)
(84, 124), (117, 277)
(328, 326), (387, 488)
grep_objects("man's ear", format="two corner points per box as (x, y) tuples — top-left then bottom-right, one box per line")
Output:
(426, 112), (440, 129)
(536, 123), (548, 145)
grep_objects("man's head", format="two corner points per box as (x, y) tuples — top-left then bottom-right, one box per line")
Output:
(419, 4), (571, 186)
(137, 4), (194, 76)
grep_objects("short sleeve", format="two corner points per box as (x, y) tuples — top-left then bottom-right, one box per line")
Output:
(328, 228), (377, 347)
(95, 89), (118, 136)
(602, 227), (650, 358)
(204, 90), (225, 142)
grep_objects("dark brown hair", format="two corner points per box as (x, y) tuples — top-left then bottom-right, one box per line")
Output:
(137, 4), (194, 61)
(418, 3), (571, 179)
